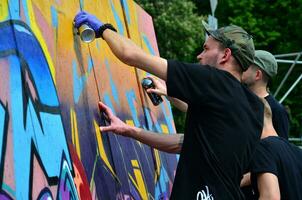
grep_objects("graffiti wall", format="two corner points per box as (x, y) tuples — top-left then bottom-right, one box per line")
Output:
(0, 0), (177, 199)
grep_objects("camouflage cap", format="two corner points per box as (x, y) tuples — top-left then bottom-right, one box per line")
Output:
(254, 50), (278, 78)
(202, 21), (255, 71)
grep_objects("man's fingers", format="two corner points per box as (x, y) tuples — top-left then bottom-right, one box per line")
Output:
(147, 76), (159, 85)
(147, 76), (164, 90)
(147, 76), (156, 82)
(147, 88), (164, 96)
(74, 16), (87, 28)
(98, 101), (109, 111)
(98, 101), (114, 118)
(74, 12), (88, 27)
(147, 88), (156, 93)
(99, 126), (112, 133)
(98, 101), (105, 110)
(74, 11), (87, 21)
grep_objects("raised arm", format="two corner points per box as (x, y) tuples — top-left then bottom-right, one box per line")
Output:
(168, 97), (188, 112)
(102, 30), (167, 80)
(74, 11), (168, 80)
(257, 173), (280, 200)
(98, 102), (183, 153)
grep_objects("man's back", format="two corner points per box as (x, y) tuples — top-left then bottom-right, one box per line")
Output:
(251, 136), (302, 200)
(167, 61), (264, 199)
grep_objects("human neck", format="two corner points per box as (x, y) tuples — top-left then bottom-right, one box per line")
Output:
(214, 60), (242, 82)
(261, 125), (278, 139)
(229, 70), (242, 82)
(219, 65), (242, 82)
(249, 84), (269, 98)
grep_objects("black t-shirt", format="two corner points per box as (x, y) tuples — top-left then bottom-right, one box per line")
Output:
(166, 60), (264, 200)
(242, 94), (290, 199)
(250, 136), (302, 200)
(265, 94), (289, 139)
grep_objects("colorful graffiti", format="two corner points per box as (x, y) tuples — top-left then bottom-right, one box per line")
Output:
(0, 0), (177, 199)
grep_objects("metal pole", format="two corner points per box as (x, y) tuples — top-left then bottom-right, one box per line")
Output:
(274, 52), (302, 58)
(275, 59), (302, 64)
(274, 53), (301, 97)
(279, 73), (302, 103)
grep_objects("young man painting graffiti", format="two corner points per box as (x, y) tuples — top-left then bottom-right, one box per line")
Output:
(148, 50), (292, 199)
(74, 12), (263, 199)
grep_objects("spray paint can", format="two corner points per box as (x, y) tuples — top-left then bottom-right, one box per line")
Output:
(141, 78), (163, 106)
(78, 24), (95, 43)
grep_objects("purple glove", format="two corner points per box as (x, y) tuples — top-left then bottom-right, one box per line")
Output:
(74, 11), (104, 38)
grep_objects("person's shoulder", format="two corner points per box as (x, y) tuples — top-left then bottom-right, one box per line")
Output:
(168, 60), (228, 71)
(265, 94), (284, 108)
(168, 60), (205, 68)
(261, 136), (281, 144)
(260, 136), (292, 151)
(242, 86), (264, 110)
(265, 94), (289, 115)
(167, 60), (232, 80)
(263, 137), (302, 162)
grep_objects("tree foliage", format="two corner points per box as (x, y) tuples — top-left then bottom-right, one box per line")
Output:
(136, 0), (205, 62)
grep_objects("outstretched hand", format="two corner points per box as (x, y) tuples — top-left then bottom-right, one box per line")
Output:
(98, 102), (131, 136)
(146, 76), (167, 96)
(74, 11), (104, 37)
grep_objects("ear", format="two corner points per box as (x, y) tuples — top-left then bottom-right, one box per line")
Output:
(220, 48), (232, 64)
(255, 69), (263, 81)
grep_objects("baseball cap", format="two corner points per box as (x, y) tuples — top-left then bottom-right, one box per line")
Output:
(254, 50), (277, 77)
(202, 21), (255, 71)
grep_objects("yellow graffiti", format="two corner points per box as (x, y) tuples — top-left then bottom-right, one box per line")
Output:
(25, 0), (56, 84)
(122, 0), (140, 43)
(139, 70), (148, 79)
(94, 120), (117, 177)
(129, 160), (148, 199)
(161, 124), (169, 135)
(126, 120), (142, 147)
(70, 108), (81, 159)
(90, 153), (98, 191)
(126, 120), (135, 127)
(0, 1), (8, 21)
(153, 149), (161, 182)
(152, 124), (168, 181)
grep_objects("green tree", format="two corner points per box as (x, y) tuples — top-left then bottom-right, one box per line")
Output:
(136, 0), (205, 62)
